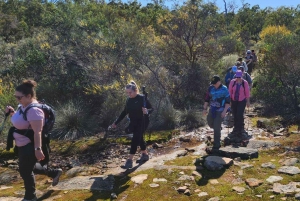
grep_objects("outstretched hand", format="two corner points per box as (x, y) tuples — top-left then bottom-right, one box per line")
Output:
(142, 107), (148, 115)
(111, 123), (117, 129)
(5, 106), (15, 116)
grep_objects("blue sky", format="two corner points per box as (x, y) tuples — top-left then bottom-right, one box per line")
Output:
(130, 0), (300, 10)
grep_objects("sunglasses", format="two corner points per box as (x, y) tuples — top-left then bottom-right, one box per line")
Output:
(236, 77), (242, 78)
(14, 95), (24, 100)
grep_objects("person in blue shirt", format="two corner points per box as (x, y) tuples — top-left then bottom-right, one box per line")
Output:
(203, 75), (230, 154)
(225, 66), (237, 88)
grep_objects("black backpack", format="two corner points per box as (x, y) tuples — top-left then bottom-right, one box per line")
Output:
(19, 102), (55, 166)
(22, 103), (55, 138)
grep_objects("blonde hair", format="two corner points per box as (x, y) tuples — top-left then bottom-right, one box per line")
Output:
(125, 80), (139, 93)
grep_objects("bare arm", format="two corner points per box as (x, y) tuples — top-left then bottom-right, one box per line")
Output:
(30, 120), (45, 161)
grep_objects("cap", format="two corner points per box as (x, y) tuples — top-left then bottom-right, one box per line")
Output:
(247, 50), (251, 54)
(211, 75), (221, 85)
(232, 66), (237, 73)
(235, 70), (243, 78)
(238, 66), (245, 71)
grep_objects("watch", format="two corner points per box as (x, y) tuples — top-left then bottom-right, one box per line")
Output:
(35, 147), (41, 151)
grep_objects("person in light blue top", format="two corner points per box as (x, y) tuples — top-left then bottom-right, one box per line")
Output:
(203, 75), (230, 154)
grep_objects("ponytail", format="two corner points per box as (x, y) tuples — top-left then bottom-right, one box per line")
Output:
(126, 80), (139, 93)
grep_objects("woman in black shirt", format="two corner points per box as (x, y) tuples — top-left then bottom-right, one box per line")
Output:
(111, 81), (153, 169)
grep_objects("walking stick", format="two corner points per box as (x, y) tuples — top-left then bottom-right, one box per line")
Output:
(0, 109), (11, 135)
(142, 86), (148, 141)
(247, 107), (250, 131)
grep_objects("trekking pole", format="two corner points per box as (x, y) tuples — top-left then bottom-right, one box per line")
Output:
(0, 108), (11, 135)
(247, 107), (250, 131)
(142, 86), (148, 141)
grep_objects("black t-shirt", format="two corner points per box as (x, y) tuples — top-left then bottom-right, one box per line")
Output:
(115, 94), (153, 124)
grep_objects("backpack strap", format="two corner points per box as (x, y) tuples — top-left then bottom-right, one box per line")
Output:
(22, 103), (43, 121)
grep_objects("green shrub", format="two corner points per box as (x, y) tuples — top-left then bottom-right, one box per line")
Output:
(215, 54), (239, 76)
(51, 100), (98, 140)
(149, 99), (180, 130)
(179, 108), (205, 130)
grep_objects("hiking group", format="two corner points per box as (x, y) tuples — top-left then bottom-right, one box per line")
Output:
(204, 50), (257, 154)
(3, 50), (256, 201)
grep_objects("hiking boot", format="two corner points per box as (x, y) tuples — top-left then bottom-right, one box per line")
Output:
(22, 196), (37, 201)
(139, 153), (149, 163)
(52, 168), (63, 186)
(122, 159), (133, 169)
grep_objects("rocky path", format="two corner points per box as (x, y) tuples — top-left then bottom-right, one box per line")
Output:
(1, 108), (300, 200)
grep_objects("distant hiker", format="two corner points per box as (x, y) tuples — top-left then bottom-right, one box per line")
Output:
(5, 80), (62, 201)
(111, 81), (153, 169)
(228, 70), (250, 136)
(251, 50), (258, 69)
(245, 50), (254, 75)
(237, 57), (248, 72)
(225, 66), (237, 88)
(203, 76), (230, 154)
(234, 66), (252, 90)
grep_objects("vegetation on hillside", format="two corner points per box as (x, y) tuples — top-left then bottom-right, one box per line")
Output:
(0, 0), (300, 139)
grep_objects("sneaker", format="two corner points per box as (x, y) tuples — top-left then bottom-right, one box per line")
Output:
(52, 168), (63, 186)
(139, 153), (149, 162)
(22, 197), (37, 201)
(122, 159), (133, 169)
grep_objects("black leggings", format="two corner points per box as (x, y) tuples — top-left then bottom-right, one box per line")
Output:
(129, 117), (149, 154)
(231, 100), (246, 131)
(18, 143), (58, 200)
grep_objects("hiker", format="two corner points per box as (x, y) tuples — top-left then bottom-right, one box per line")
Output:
(251, 50), (258, 69)
(5, 80), (62, 201)
(229, 70), (250, 136)
(237, 57), (248, 72)
(111, 81), (153, 169)
(225, 65), (237, 88)
(234, 65), (252, 90)
(245, 50), (254, 75)
(203, 75), (230, 153)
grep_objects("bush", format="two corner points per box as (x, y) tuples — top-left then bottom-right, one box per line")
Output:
(215, 54), (239, 76)
(179, 108), (205, 130)
(51, 100), (98, 140)
(149, 99), (180, 130)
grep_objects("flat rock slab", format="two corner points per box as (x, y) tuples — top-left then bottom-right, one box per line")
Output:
(245, 178), (263, 187)
(0, 197), (22, 201)
(131, 174), (148, 184)
(0, 185), (13, 190)
(278, 166), (300, 175)
(204, 160), (224, 171)
(219, 146), (258, 159)
(273, 182), (300, 195)
(261, 162), (276, 169)
(232, 186), (246, 193)
(205, 156), (233, 166)
(247, 140), (281, 149)
(149, 183), (159, 188)
(49, 175), (114, 191)
(281, 158), (299, 166)
(198, 192), (209, 197)
(266, 176), (283, 183)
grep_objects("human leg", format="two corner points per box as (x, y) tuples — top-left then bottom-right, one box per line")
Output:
(212, 111), (223, 149)
(18, 144), (37, 200)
